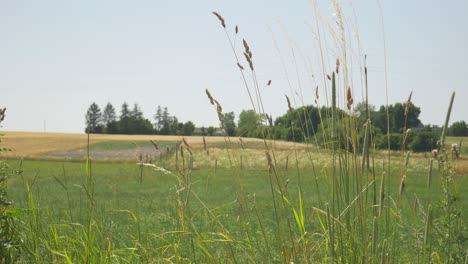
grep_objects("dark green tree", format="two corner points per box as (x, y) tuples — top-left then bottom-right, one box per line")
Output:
(119, 102), (131, 133)
(102, 103), (116, 125)
(102, 103), (116, 133)
(374, 102), (421, 133)
(237, 110), (261, 137)
(85, 102), (103, 133)
(130, 103), (144, 120)
(409, 131), (439, 152)
(183, 121), (195, 136)
(223, 112), (236, 136)
(154, 105), (163, 133)
(207, 126), (215, 136)
(449, 121), (467, 136)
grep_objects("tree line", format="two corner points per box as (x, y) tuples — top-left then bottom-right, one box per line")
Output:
(85, 102), (195, 135)
(85, 101), (467, 151)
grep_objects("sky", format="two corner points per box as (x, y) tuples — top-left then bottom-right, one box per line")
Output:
(1, 0), (467, 133)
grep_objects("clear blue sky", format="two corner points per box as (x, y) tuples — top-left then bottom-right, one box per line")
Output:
(1, 0), (467, 133)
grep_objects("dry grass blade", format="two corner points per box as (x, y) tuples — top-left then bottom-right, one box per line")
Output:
(265, 151), (273, 172)
(212, 12), (226, 28)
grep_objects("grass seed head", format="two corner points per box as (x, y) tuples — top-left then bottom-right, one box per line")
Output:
(0, 108), (5, 123)
(346, 86), (353, 110)
(242, 39), (250, 53)
(238, 137), (245, 150)
(336, 57), (340, 74)
(315, 86), (319, 104)
(243, 52), (254, 70)
(212, 12), (226, 28)
(285, 95), (293, 113)
(405, 91), (413, 116)
(205, 89), (215, 105)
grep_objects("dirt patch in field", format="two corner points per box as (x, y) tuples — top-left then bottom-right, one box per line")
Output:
(44, 146), (165, 162)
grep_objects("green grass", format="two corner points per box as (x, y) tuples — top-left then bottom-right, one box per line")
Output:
(2, 3), (468, 262)
(5, 155), (468, 262)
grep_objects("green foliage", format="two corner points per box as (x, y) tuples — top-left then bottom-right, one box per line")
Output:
(85, 102), (104, 133)
(372, 102), (422, 133)
(0, 110), (20, 262)
(448, 120), (468, 136)
(409, 131), (439, 152)
(182, 121), (195, 136)
(156, 106), (179, 135)
(101, 102), (117, 130)
(114, 103), (154, 135)
(223, 112), (236, 136)
(237, 110), (261, 137)
(376, 133), (403, 150)
(207, 126), (215, 136)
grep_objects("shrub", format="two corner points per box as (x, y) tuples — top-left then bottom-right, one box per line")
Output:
(376, 133), (403, 150)
(409, 131), (439, 152)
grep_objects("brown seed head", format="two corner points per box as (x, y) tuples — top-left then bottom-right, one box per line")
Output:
(242, 39), (250, 53)
(285, 95), (293, 113)
(346, 86), (353, 110)
(243, 52), (254, 70)
(182, 138), (193, 156)
(205, 89), (215, 105)
(212, 12), (226, 28)
(405, 91), (413, 116)
(238, 137), (245, 150)
(336, 57), (340, 74)
(0, 108), (5, 123)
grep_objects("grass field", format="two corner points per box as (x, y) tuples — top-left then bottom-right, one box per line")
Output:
(2, 132), (467, 262)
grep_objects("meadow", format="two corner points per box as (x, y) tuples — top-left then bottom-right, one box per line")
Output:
(1, 132), (467, 263)
(2, 3), (468, 263)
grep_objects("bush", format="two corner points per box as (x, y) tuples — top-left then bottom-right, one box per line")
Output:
(376, 133), (403, 150)
(409, 131), (439, 152)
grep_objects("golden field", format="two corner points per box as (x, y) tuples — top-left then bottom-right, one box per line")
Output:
(0, 131), (304, 160)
